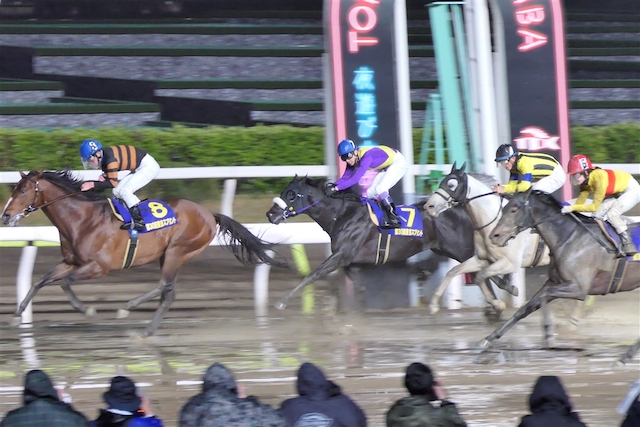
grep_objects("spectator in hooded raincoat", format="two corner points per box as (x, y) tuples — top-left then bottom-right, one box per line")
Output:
(386, 362), (467, 427)
(279, 362), (367, 427)
(517, 376), (587, 427)
(0, 369), (90, 427)
(179, 363), (284, 427)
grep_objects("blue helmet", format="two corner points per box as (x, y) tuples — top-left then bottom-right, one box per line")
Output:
(337, 139), (357, 157)
(80, 139), (103, 169)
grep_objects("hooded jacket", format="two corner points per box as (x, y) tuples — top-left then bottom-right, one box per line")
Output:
(518, 376), (587, 427)
(386, 395), (467, 427)
(178, 363), (285, 427)
(0, 370), (90, 427)
(621, 399), (640, 427)
(279, 362), (367, 427)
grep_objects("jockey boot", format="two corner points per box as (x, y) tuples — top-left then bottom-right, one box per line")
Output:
(619, 231), (637, 256)
(379, 197), (400, 229)
(120, 204), (145, 231)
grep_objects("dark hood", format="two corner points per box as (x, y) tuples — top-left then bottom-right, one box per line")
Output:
(23, 369), (59, 404)
(529, 376), (572, 415)
(202, 363), (237, 395)
(296, 362), (341, 401)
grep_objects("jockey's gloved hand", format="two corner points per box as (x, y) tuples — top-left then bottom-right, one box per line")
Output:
(561, 205), (572, 214)
(324, 183), (338, 196)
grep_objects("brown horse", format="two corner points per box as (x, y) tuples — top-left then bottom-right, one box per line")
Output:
(1, 170), (287, 337)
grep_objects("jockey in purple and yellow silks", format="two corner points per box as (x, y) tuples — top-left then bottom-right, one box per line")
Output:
(325, 139), (409, 229)
(563, 154), (640, 257)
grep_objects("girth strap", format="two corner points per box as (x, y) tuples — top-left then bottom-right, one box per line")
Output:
(375, 231), (392, 265)
(531, 236), (546, 267)
(121, 232), (140, 269)
(606, 259), (628, 294)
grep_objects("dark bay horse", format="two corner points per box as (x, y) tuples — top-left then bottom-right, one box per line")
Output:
(266, 176), (511, 311)
(488, 189), (640, 363)
(1, 170), (287, 337)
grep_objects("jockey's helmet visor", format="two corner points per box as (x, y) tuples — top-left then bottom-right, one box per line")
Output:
(340, 152), (355, 162)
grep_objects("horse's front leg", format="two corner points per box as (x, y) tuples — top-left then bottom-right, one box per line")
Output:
(59, 260), (109, 318)
(474, 258), (522, 315)
(276, 251), (352, 310)
(12, 262), (76, 325)
(429, 256), (489, 315)
(540, 281), (588, 348)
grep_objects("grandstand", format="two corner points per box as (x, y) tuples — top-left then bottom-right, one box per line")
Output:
(0, 1), (638, 128)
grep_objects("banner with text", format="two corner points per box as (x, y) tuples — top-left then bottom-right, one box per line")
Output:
(497, 0), (571, 199)
(325, 0), (404, 202)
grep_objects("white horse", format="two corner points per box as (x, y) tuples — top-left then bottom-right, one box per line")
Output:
(424, 163), (550, 315)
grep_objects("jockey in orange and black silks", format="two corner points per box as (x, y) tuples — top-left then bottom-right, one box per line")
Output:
(324, 139), (409, 229)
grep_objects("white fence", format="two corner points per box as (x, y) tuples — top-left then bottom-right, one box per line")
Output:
(2, 163), (639, 323)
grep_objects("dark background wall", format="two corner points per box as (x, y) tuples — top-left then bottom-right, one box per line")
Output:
(1, 0), (638, 21)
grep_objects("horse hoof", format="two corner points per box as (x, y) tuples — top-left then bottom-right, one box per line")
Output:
(275, 301), (286, 310)
(476, 339), (491, 350)
(85, 306), (96, 318)
(116, 309), (130, 319)
(429, 305), (440, 315)
(11, 316), (22, 327)
(495, 300), (507, 312)
(509, 286), (519, 297)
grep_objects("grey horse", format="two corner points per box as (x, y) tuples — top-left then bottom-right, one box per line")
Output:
(489, 189), (640, 364)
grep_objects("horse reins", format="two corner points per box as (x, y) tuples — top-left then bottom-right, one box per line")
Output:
(517, 196), (616, 253)
(437, 185), (501, 231)
(22, 179), (83, 215)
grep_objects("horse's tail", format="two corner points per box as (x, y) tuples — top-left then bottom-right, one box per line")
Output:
(212, 213), (289, 269)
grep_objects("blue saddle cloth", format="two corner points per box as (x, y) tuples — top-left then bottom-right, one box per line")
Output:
(603, 222), (640, 261)
(109, 198), (178, 233)
(363, 199), (424, 238)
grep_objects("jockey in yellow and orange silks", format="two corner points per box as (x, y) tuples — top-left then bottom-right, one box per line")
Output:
(563, 154), (640, 256)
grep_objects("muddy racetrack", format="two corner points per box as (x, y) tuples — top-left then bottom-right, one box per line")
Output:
(0, 245), (638, 426)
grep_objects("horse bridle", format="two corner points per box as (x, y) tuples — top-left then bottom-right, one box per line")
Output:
(273, 186), (321, 220)
(435, 175), (501, 231)
(18, 177), (82, 218)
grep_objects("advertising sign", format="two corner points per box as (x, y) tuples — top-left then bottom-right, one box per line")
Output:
(326, 0), (404, 201)
(497, 0), (571, 199)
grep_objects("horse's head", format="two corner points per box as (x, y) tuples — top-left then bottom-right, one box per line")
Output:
(266, 175), (324, 224)
(424, 162), (467, 217)
(490, 189), (534, 246)
(2, 171), (44, 226)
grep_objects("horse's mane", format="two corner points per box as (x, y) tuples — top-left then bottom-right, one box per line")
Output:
(531, 190), (563, 209)
(32, 170), (106, 201)
(468, 172), (499, 188)
(303, 176), (363, 202)
(531, 190), (601, 224)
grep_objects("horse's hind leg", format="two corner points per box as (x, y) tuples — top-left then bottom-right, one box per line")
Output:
(142, 278), (176, 338)
(116, 279), (166, 319)
(12, 262), (76, 325)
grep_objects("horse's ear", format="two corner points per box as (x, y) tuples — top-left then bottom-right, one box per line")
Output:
(451, 161), (457, 173)
(19, 171), (26, 178)
(460, 162), (467, 173)
(35, 171), (44, 180)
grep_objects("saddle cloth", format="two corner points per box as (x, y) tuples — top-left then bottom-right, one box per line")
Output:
(107, 198), (178, 233)
(600, 221), (640, 261)
(363, 199), (424, 238)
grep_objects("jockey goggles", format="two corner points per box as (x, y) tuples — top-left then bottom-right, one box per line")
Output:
(341, 152), (355, 162)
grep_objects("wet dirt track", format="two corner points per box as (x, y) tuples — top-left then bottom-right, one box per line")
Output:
(0, 245), (639, 427)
